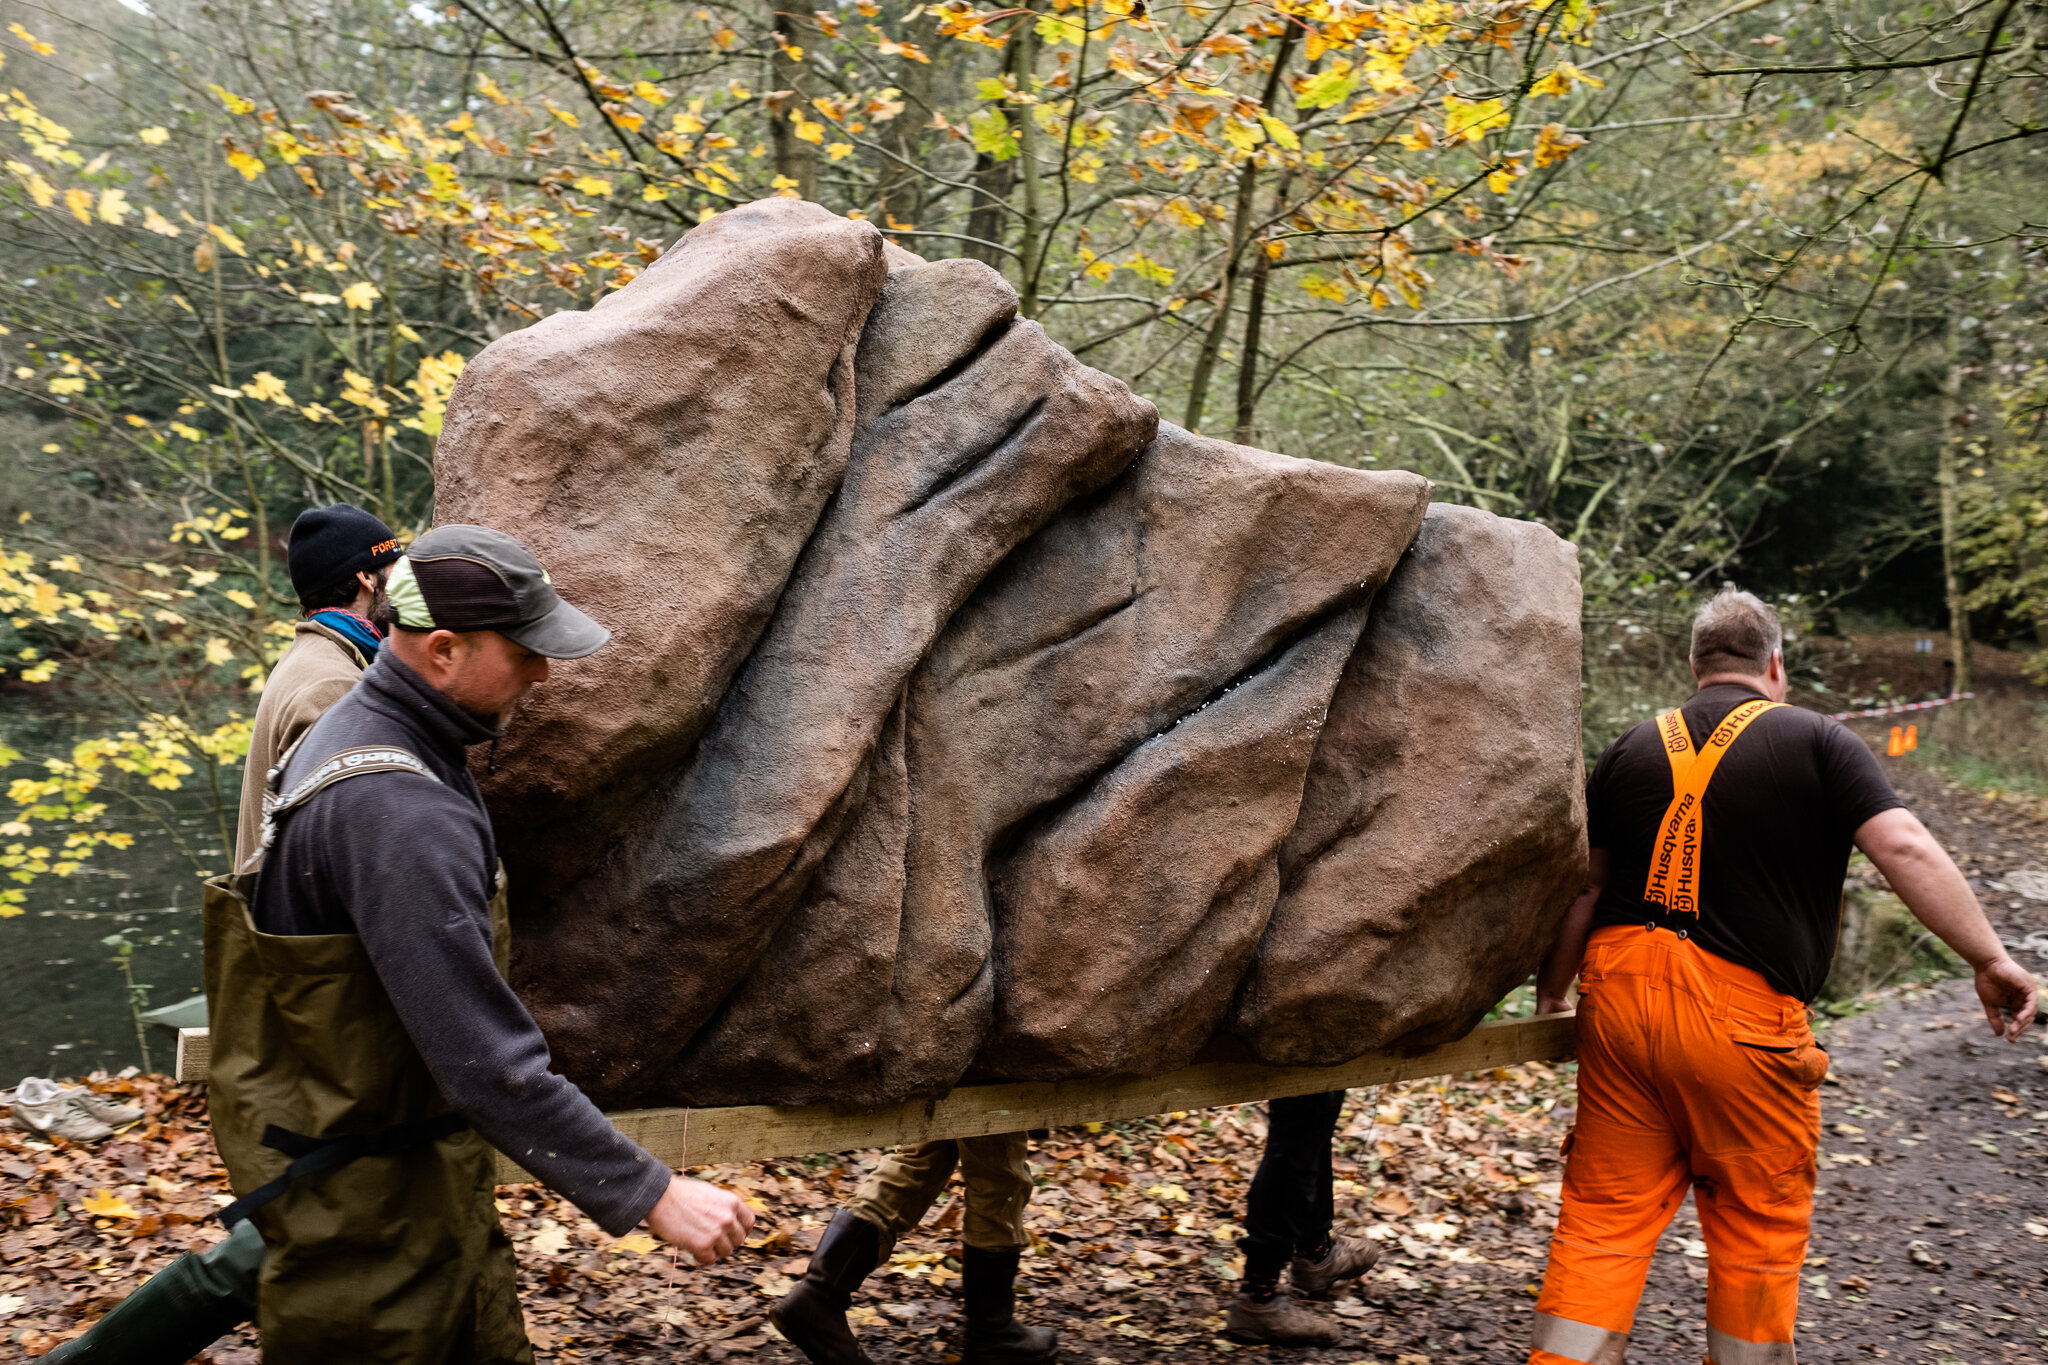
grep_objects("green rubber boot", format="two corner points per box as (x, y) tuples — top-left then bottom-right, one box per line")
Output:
(44, 1218), (264, 1363)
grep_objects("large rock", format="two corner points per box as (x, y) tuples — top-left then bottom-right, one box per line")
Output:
(1230, 504), (1588, 1062)
(430, 199), (1586, 1111)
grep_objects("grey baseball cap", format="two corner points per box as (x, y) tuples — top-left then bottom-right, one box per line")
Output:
(385, 524), (610, 660)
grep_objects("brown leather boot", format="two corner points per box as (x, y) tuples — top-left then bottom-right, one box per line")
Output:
(961, 1245), (1058, 1363)
(770, 1211), (882, 1365)
(1289, 1233), (1381, 1299)
(1225, 1289), (1343, 1347)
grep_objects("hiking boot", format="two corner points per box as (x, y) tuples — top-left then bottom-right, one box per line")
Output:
(41, 1217), (263, 1363)
(70, 1088), (145, 1129)
(1289, 1234), (1381, 1299)
(961, 1245), (1056, 1363)
(770, 1211), (882, 1365)
(9, 1078), (113, 1143)
(1225, 1290), (1343, 1347)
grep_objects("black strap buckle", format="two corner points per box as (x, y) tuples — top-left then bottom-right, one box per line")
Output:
(219, 1111), (469, 1228)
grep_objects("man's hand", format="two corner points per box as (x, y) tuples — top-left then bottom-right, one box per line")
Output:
(645, 1175), (754, 1265)
(1973, 954), (2040, 1042)
(1536, 991), (1575, 1016)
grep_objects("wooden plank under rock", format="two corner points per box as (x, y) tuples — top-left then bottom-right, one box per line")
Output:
(169, 1013), (1576, 1180)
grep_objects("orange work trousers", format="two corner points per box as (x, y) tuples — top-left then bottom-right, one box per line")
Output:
(1531, 925), (1826, 1365)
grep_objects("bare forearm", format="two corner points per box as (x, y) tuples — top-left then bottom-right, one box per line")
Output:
(1538, 888), (1599, 1003)
(1856, 810), (2003, 967)
(1537, 848), (1608, 1009)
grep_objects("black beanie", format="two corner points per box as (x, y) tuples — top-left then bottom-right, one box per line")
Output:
(287, 504), (404, 606)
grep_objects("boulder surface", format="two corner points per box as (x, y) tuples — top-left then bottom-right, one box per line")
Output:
(432, 199), (1586, 1109)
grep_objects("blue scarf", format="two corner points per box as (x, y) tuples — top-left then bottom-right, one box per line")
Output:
(308, 608), (383, 661)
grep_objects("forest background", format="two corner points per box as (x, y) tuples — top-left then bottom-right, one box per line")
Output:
(0, 0), (2044, 1068)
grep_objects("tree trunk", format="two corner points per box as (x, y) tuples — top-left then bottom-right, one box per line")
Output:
(769, 9), (817, 202)
(1939, 321), (1973, 695)
(964, 153), (1015, 266)
(1231, 232), (1273, 445)
(1182, 28), (1297, 433)
(876, 9), (939, 243)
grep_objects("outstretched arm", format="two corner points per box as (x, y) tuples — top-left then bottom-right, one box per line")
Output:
(1536, 848), (1608, 1015)
(1855, 806), (2038, 1041)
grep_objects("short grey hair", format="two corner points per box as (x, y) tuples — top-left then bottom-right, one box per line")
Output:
(1690, 587), (1782, 676)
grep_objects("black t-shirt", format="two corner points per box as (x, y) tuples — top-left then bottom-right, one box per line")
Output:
(1586, 682), (1905, 1002)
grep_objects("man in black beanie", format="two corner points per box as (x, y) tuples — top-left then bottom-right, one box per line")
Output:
(231, 505), (407, 865)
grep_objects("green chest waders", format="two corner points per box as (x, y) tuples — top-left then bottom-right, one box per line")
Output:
(204, 744), (532, 1365)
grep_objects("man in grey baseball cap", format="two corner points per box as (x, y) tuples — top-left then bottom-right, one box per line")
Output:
(198, 523), (751, 1364)
(384, 523), (611, 663)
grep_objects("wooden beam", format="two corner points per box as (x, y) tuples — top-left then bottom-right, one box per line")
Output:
(176, 1027), (210, 1086)
(495, 1014), (1575, 1183)
(167, 1015), (1577, 1182)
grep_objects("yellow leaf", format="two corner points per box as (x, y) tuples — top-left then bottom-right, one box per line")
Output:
(572, 175), (613, 197)
(225, 148), (266, 180)
(207, 84), (257, 116)
(81, 1189), (137, 1218)
(1443, 95), (1509, 143)
(340, 281), (381, 311)
(23, 172), (54, 208)
(8, 23), (55, 56)
(476, 73), (510, 105)
(139, 126), (169, 145)
(1258, 114), (1300, 151)
(206, 222), (248, 256)
(98, 187), (130, 223)
(64, 188), (93, 224)
(1533, 122), (1585, 168)
(825, 142), (854, 161)
(633, 80), (671, 105)
(142, 206), (180, 236)
(1530, 62), (1605, 98)
(204, 638), (234, 667)
(222, 589), (257, 610)
(613, 1232), (659, 1255)
(641, 183), (669, 202)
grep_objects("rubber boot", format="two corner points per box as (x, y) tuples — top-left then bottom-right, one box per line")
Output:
(770, 1210), (882, 1365)
(44, 1218), (264, 1363)
(961, 1245), (1057, 1363)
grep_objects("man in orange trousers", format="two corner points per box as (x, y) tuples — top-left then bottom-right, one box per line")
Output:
(1530, 588), (2037, 1365)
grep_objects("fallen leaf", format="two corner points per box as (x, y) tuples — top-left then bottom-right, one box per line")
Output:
(80, 1189), (138, 1219)
(612, 1232), (659, 1254)
(1370, 1188), (1414, 1217)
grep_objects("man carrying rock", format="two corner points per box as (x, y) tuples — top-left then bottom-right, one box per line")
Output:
(1527, 587), (2037, 1365)
(1223, 1091), (1381, 1345)
(203, 525), (752, 1363)
(47, 502), (407, 1363)
(772, 1134), (1055, 1365)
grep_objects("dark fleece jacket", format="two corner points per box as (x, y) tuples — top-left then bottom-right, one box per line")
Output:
(253, 649), (670, 1234)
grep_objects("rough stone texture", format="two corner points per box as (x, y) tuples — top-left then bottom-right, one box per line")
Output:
(681, 429), (1430, 1105)
(430, 198), (1586, 1110)
(433, 198), (888, 874)
(1230, 503), (1589, 1064)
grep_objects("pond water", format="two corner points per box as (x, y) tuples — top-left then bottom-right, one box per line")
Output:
(1, 704), (237, 1083)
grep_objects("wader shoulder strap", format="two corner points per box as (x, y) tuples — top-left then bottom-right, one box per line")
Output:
(252, 742), (442, 862)
(1642, 699), (1784, 916)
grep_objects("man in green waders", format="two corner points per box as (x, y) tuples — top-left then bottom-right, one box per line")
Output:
(195, 525), (749, 1364)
